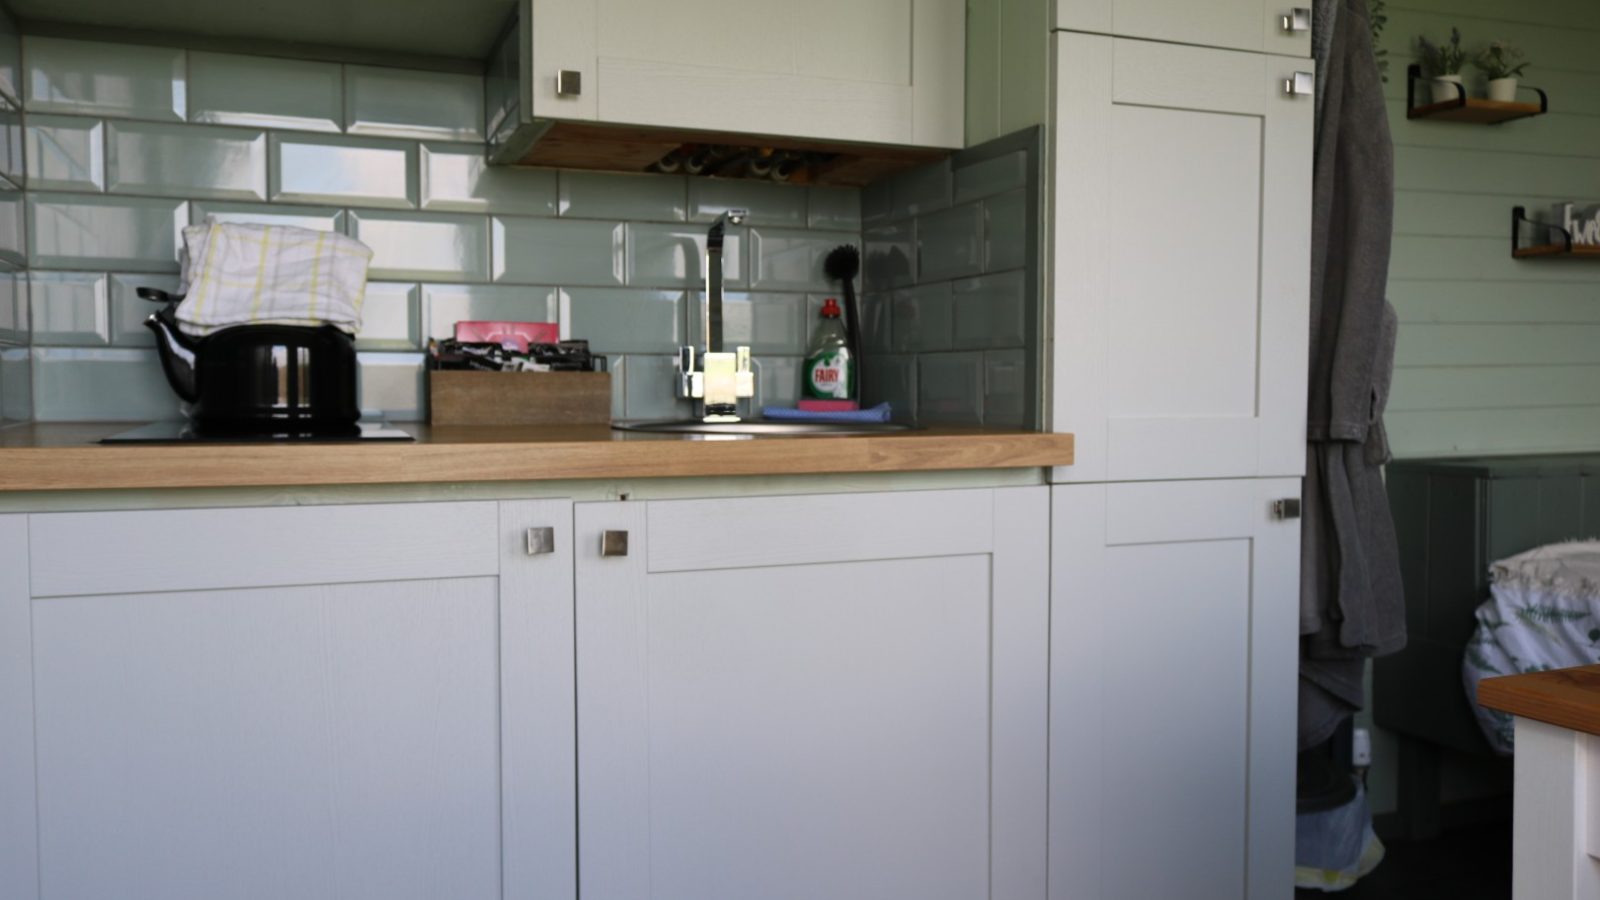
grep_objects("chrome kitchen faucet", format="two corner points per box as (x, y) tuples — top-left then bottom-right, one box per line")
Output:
(676, 208), (754, 421)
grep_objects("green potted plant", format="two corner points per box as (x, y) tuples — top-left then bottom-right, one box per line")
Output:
(1474, 41), (1529, 102)
(1418, 28), (1466, 103)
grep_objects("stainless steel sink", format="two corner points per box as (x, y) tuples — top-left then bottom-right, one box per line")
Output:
(613, 419), (914, 436)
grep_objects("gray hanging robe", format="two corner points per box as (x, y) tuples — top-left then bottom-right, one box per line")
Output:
(1299, 0), (1407, 751)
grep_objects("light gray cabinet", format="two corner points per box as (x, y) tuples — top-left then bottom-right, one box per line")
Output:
(1, 501), (577, 900)
(573, 487), (1051, 900)
(1055, 0), (1313, 56)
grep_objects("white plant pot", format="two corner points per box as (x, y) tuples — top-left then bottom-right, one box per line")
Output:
(1431, 75), (1465, 104)
(1487, 77), (1519, 102)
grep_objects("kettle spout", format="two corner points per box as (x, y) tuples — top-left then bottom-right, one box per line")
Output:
(145, 308), (200, 403)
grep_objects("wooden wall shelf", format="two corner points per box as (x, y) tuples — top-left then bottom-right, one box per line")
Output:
(1406, 65), (1547, 125)
(1511, 206), (1600, 259)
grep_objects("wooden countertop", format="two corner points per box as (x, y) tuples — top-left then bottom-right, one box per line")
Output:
(1478, 665), (1600, 737)
(0, 422), (1075, 492)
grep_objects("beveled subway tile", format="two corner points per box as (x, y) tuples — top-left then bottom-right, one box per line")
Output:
(31, 347), (180, 422)
(807, 186), (861, 231)
(810, 292), (890, 354)
(916, 202), (983, 283)
(350, 210), (491, 282)
(622, 353), (693, 421)
(954, 150), (1027, 204)
(860, 178), (893, 227)
(0, 265), (25, 342)
(0, 346), (31, 421)
(0, 13), (18, 107)
(688, 179), (805, 227)
(423, 283), (559, 342)
(24, 37), (185, 121)
(357, 351), (425, 421)
(748, 227), (852, 292)
(952, 270), (1027, 351)
(558, 170), (686, 222)
(29, 193), (187, 271)
(918, 351), (984, 425)
(891, 282), (953, 353)
(495, 217), (624, 286)
(357, 282), (421, 350)
(862, 353), (916, 421)
(421, 143), (556, 215)
(984, 348), (1028, 427)
(890, 159), (951, 220)
(0, 96), (23, 188)
(984, 189), (1027, 273)
(107, 121), (267, 201)
(757, 355), (801, 408)
(271, 133), (417, 209)
(0, 186), (23, 265)
(26, 114), (104, 191)
(29, 271), (108, 346)
(863, 221), (914, 291)
(110, 272), (177, 347)
(191, 201), (344, 233)
(626, 223), (744, 289)
(188, 52), (340, 132)
(688, 291), (808, 355)
(561, 287), (684, 354)
(344, 65), (484, 141)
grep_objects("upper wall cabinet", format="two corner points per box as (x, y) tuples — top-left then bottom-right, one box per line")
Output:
(1054, 0), (1312, 57)
(490, 0), (964, 158)
(1049, 34), (1313, 482)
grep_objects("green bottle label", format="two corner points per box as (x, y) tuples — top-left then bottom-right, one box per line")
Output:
(805, 349), (854, 399)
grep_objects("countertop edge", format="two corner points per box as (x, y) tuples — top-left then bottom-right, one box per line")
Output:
(0, 428), (1076, 492)
(1478, 664), (1600, 737)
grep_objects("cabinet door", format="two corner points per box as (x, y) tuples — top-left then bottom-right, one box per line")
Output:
(529, 0), (964, 147)
(6, 501), (576, 900)
(575, 488), (1048, 900)
(1050, 34), (1312, 482)
(1055, 0), (1312, 56)
(1050, 479), (1299, 900)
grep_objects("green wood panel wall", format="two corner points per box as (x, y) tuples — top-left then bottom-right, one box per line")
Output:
(1381, 0), (1600, 457)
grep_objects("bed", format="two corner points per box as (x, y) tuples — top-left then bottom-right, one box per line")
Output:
(1374, 454), (1600, 839)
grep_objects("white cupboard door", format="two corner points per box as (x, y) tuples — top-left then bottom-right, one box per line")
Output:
(530, 0), (964, 147)
(575, 488), (1048, 900)
(17, 501), (577, 900)
(1050, 34), (1312, 482)
(0, 515), (38, 900)
(1054, 0), (1312, 56)
(1050, 479), (1299, 900)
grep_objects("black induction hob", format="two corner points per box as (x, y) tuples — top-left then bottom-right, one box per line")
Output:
(100, 422), (416, 443)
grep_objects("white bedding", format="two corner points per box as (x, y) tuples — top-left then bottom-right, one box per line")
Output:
(1463, 540), (1600, 754)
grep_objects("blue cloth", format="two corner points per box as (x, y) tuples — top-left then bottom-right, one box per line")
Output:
(760, 403), (892, 424)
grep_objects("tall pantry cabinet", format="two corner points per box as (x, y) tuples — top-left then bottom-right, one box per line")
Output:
(1044, 1), (1313, 897)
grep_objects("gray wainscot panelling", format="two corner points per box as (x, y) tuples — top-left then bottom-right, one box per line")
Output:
(188, 52), (341, 132)
(562, 288), (685, 354)
(350, 210), (491, 282)
(357, 282), (422, 350)
(26, 114), (104, 191)
(357, 351), (426, 421)
(28, 193), (187, 271)
(110, 273), (176, 347)
(270, 133), (417, 209)
(424, 283), (559, 342)
(32, 347), (180, 421)
(344, 66), (485, 141)
(24, 37), (186, 121)
(558, 170), (686, 222)
(494, 217), (625, 286)
(29, 271), (109, 346)
(421, 143), (557, 215)
(107, 121), (268, 201)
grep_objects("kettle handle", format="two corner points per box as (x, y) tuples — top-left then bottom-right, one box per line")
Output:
(137, 287), (184, 304)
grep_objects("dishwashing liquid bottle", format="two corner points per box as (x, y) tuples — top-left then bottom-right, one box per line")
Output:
(803, 298), (855, 400)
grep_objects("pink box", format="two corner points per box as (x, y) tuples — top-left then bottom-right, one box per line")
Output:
(453, 321), (559, 352)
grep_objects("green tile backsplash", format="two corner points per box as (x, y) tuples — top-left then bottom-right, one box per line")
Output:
(11, 38), (867, 423)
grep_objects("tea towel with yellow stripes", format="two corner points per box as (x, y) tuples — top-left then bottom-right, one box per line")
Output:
(174, 219), (374, 336)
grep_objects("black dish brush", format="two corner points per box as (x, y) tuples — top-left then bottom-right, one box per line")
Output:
(823, 244), (864, 400)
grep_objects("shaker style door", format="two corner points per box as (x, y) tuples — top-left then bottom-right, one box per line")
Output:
(1050, 34), (1313, 482)
(1050, 479), (1300, 900)
(1055, 0), (1313, 57)
(574, 488), (1048, 900)
(527, 0), (964, 147)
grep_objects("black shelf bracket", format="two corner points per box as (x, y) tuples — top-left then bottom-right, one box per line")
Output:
(1511, 205), (1573, 255)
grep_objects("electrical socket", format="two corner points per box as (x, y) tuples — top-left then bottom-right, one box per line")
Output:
(1353, 727), (1373, 767)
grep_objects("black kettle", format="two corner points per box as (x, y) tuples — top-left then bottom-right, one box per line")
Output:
(141, 287), (361, 436)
